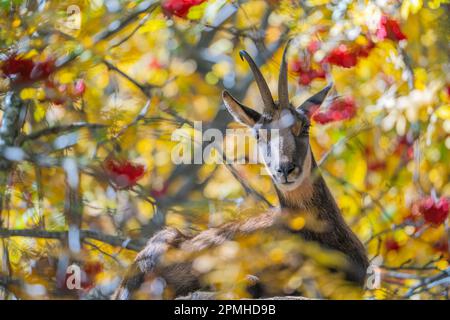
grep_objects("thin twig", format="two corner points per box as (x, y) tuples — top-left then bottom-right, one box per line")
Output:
(83, 240), (125, 267)
(110, 13), (152, 49)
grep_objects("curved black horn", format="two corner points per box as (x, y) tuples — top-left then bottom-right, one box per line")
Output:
(278, 40), (291, 109)
(239, 50), (275, 113)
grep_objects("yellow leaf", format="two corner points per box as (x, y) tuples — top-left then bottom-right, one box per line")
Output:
(339, 194), (358, 216)
(136, 138), (153, 155)
(186, 2), (208, 20)
(36, 88), (45, 100)
(137, 200), (155, 220)
(413, 68), (427, 90)
(348, 155), (367, 190)
(435, 105), (450, 120)
(23, 49), (38, 59)
(288, 216), (306, 231)
(306, 0), (331, 5)
(59, 71), (75, 84)
(269, 248), (285, 263)
(139, 18), (167, 33)
(12, 19), (21, 27)
(401, 0), (423, 19)
(34, 103), (46, 122)
(436, 260), (449, 270)
(20, 88), (36, 100)
(428, 0), (441, 9)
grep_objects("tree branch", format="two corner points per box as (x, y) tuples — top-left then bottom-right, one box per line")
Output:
(18, 122), (106, 145)
(0, 228), (144, 252)
(404, 267), (450, 298)
(176, 291), (311, 300)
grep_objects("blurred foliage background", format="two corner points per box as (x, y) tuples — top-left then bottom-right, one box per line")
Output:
(0, 0), (449, 300)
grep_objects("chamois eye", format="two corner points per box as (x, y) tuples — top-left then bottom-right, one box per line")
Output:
(292, 122), (309, 136)
(301, 123), (310, 135)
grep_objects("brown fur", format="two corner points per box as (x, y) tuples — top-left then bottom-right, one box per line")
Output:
(277, 155), (369, 284)
(113, 47), (368, 300)
(113, 153), (368, 299)
(112, 211), (281, 299)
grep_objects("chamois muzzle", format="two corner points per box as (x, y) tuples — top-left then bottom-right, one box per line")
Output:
(277, 162), (298, 184)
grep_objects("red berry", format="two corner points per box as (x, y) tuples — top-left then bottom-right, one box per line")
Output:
(417, 196), (449, 226)
(84, 261), (103, 277)
(307, 40), (321, 53)
(325, 44), (358, 68)
(367, 160), (387, 171)
(376, 15), (407, 42)
(299, 73), (313, 85)
(162, 0), (207, 18)
(104, 158), (145, 189)
(73, 79), (86, 96)
(394, 135), (414, 160)
(290, 59), (304, 74)
(0, 54), (54, 86)
(385, 238), (401, 252)
(1, 55), (34, 81)
(433, 237), (449, 255)
(312, 96), (357, 124)
(323, 40), (375, 69)
(292, 61), (326, 86)
(148, 57), (163, 70)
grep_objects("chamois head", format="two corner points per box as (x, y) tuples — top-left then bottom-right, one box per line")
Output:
(222, 43), (332, 191)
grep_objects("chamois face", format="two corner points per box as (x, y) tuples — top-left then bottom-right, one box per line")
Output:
(252, 104), (312, 190)
(222, 44), (332, 191)
(223, 89), (331, 190)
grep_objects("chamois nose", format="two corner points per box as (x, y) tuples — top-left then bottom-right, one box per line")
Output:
(277, 163), (296, 178)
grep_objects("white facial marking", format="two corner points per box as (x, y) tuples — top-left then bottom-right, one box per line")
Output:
(278, 110), (295, 128)
(270, 129), (281, 175)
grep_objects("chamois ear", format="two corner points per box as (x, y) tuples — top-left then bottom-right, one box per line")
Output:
(297, 83), (333, 117)
(222, 90), (261, 127)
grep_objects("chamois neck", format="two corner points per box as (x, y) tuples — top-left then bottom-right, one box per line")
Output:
(274, 151), (370, 286)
